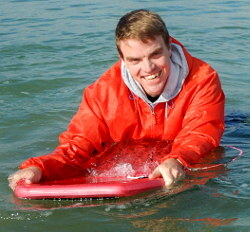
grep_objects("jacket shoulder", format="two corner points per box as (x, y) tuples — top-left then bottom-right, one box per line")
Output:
(187, 57), (219, 84)
(84, 60), (129, 100)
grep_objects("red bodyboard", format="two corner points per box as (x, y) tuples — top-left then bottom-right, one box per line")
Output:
(14, 176), (165, 199)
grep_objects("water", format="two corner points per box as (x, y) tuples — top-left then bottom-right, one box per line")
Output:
(1, 0), (249, 231)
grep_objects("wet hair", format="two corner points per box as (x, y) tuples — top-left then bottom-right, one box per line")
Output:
(115, 9), (170, 57)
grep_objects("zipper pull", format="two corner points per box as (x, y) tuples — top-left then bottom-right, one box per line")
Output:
(151, 107), (157, 125)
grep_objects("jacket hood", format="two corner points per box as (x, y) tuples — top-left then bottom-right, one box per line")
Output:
(121, 42), (189, 108)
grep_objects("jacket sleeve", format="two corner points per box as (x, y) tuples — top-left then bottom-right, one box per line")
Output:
(161, 67), (225, 168)
(20, 86), (111, 180)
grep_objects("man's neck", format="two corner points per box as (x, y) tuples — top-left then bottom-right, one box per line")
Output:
(147, 95), (159, 103)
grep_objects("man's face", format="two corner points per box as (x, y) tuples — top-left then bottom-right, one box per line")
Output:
(120, 35), (171, 97)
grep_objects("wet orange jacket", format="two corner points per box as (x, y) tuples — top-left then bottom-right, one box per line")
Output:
(20, 38), (225, 180)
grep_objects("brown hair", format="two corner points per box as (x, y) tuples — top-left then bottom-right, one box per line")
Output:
(115, 9), (170, 57)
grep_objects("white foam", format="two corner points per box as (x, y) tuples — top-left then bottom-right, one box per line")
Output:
(98, 163), (136, 177)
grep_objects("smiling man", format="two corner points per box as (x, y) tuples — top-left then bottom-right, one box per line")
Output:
(8, 10), (225, 190)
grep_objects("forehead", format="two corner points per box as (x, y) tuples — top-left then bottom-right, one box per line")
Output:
(119, 35), (167, 58)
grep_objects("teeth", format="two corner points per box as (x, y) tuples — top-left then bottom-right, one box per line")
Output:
(145, 73), (159, 80)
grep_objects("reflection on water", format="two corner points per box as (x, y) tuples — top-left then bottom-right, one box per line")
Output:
(132, 215), (238, 231)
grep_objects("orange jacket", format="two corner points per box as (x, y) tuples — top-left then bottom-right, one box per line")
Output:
(20, 38), (225, 180)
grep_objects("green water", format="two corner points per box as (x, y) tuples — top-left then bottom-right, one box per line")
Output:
(1, 0), (250, 231)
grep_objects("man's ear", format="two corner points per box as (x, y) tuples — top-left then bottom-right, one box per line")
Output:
(169, 46), (172, 57)
(168, 38), (172, 56)
(116, 43), (124, 60)
(118, 51), (124, 60)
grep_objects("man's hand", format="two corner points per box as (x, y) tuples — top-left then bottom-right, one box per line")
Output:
(8, 166), (42, 191)
(149, 158), (185, 186)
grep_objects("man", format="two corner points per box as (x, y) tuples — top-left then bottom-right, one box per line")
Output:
(8, 9), (224, 190)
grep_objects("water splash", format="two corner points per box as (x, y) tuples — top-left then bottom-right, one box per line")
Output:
(86, 139), (170, 178)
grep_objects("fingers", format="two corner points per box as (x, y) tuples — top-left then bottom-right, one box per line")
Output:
(8, 172), (23, 191)
(161, 167), (175, 187)
(149, 158), (185, 187)
(149, 166), (174, 186)
(148, 167), (161, 179)
(8, 166), (42, 191)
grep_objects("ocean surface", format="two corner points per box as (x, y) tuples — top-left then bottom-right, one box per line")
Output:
(1, 0), (249, 231)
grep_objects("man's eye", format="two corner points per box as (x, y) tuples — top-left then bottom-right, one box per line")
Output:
(152, 52), (161, 57)
(129, 59), (140, 64)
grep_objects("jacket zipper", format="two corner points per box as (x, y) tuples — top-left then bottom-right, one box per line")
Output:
(149, 105), (157, 125)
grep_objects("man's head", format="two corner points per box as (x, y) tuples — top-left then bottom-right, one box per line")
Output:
(115, 9), (170, 58)
(116, 10), (172, 98)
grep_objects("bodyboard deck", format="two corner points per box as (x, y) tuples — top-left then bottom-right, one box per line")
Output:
(14, 176), (165, 199)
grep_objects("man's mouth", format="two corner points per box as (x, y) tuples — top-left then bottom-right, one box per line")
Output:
(143, 72), (161, 81)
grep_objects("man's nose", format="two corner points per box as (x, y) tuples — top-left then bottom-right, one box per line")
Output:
(142, 59), (155, 73)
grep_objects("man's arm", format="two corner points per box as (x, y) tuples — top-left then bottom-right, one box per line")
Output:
(150, 66), (225, 186)
(8, 86), (111, 189)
